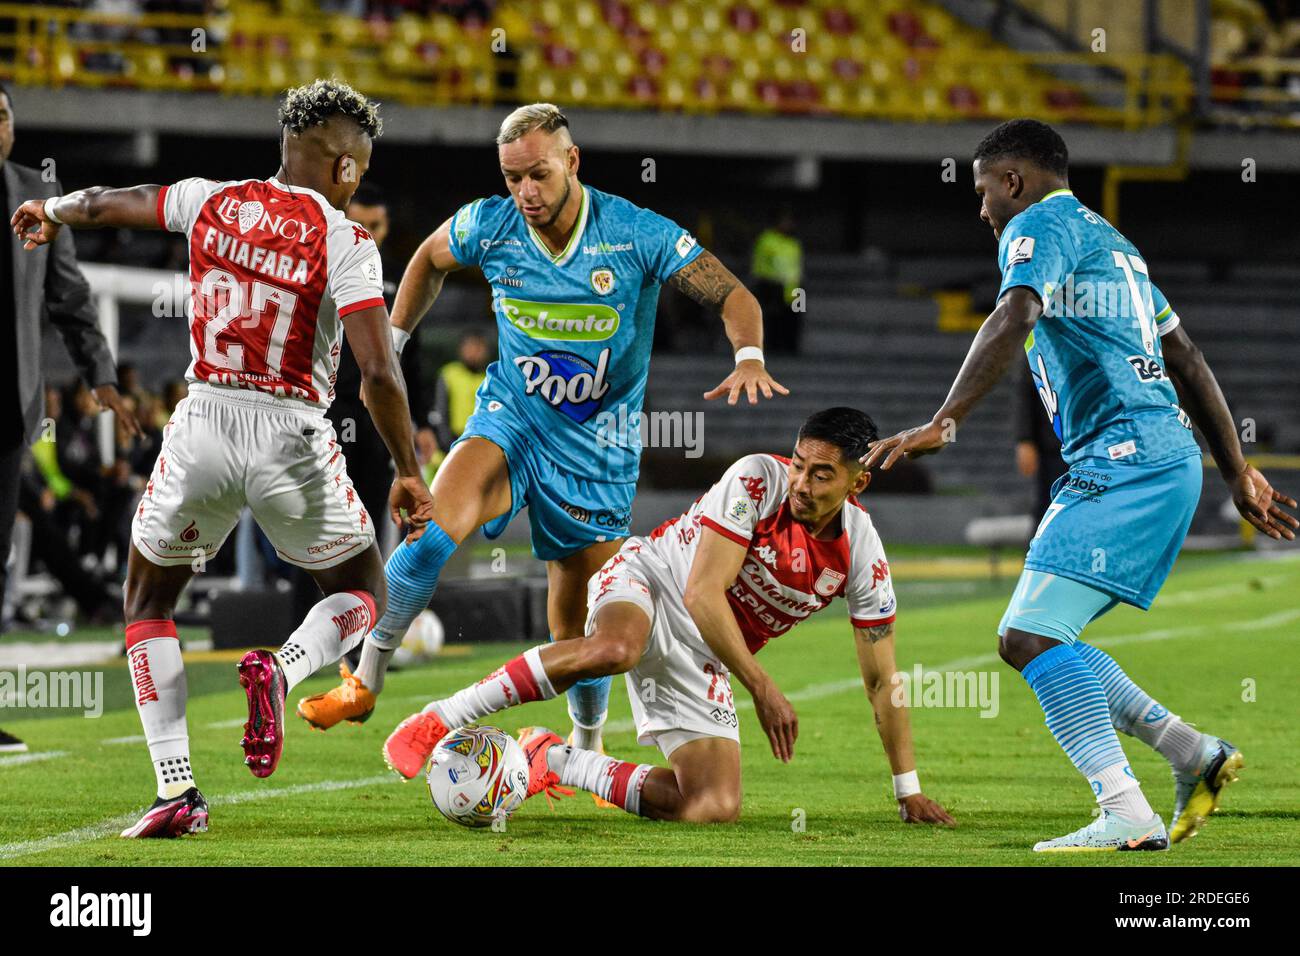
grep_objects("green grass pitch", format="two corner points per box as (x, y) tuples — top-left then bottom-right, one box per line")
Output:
(2, 551), (1296, 866)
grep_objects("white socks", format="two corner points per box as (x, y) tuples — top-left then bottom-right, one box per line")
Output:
(568, 712), (607, 752)
(425, 646), (555, 727)
(1130, 710), (1207, 776)
(354, 639), (395, 693)
(125, 620), (193, 800)
(548, 745), (653, 815)
(276, 590), (376, 692)
(1091, 761), (1156, 822)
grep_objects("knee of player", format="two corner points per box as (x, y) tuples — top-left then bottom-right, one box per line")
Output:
(580, 632), (641, 675)
(680, 791), (741, 824)
(997, 630), (1027, 669)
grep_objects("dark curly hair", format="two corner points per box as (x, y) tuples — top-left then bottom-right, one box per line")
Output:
(278, 79), (382, 138)
(973, 118), (1068, 178)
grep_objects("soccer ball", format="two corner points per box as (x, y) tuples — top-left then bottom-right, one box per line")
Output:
(426, 725), (530, 829)
(392, 610), (445, 668)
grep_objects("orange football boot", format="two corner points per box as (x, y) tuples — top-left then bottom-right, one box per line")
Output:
(383, 710), (449, 779)
(296, 661), (376, 730)
(517, 726), (575, 808)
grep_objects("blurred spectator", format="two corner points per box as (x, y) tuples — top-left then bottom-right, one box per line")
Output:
(430, 328), (491, 455)
(750, 208), (803, 354)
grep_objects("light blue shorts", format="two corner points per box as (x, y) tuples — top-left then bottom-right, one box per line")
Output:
(1021, 452), (1202, 610)
(455, 403), (633, 562)
(998, 570), (1120, 644)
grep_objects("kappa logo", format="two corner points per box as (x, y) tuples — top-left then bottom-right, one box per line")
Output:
(740, 475), (767, 505)
(753, 544), (778, 568)
(870, 558), (890, 588)
(352, 224), (372, 245)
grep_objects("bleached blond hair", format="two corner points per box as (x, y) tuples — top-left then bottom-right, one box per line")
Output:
(496, 103), (571, 146)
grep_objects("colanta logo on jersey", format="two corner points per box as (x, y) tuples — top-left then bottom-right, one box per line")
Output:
(515, 348), (611, 424)
(500, 298), (621, 342)
(215, 197), (320, 244)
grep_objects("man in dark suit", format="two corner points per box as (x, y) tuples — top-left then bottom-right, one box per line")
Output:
(0, 82), (138, 753)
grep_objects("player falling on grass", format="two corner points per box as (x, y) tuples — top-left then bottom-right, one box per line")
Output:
(862, 119), (1298, 852)
(384, 408), (954, 826)
(298, 103), (787, 771)
(10, 80), (435, 838)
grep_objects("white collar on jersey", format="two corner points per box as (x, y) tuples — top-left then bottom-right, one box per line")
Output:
(524, 184), (590, 268)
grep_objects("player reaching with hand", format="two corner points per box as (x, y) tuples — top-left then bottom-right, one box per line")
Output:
(299, 103), (788, 776)
(384, 408), (953, 827)
(11, 80), (435, 837)
(862, 119), (1296, 851)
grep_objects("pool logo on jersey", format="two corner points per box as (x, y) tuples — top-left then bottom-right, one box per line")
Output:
(590, 268), (616, 296)
(514, 348), (611, 424)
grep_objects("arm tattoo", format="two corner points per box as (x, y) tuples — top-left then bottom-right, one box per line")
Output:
(667, 250), (738, 311)
(864, 622), (894, 644)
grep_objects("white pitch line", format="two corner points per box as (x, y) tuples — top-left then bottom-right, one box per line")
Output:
(11, 572), (1286, 854)
(205, 718), (247, 729)
(0, 773), (398, 862)
(101, 735), (146, 746)
(0, 750), (69, 768)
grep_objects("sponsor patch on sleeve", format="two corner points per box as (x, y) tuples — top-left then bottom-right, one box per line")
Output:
(1007, 236), (1035, 266)
(675, 233), (698, 258)
(725, 495), (752, 526)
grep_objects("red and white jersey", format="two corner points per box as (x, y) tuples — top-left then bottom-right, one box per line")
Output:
(157, 176), (385, 408)
(643, 453), (897, 654)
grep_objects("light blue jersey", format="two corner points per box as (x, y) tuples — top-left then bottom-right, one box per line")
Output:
(997, 189), (1204, 612)
(447, 185), (703, 485)
(998, 189), (1200, 467)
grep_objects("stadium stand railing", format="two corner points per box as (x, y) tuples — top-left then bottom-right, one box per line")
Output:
(0, 0), (1192, 127)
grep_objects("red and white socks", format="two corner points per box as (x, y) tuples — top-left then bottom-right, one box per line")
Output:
(126, 620), (193, 800)
(425, 646), (555, 727)
(276, 590), (376, 692)
(548, 745), (654, 816)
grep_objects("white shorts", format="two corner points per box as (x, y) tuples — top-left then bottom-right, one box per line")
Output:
(132, 383), (376, 570)
(585, 542), (740, 757)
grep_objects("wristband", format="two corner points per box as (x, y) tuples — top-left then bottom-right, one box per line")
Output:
(391, 326), (411, 355)
(43, 197), (65, 224)
(734, 346), (764, 366)
(892, 770), (921, 800)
